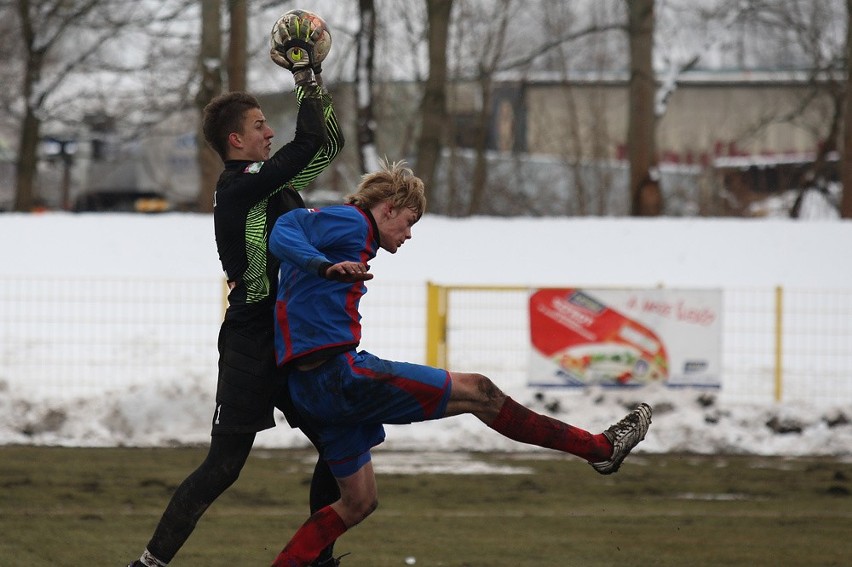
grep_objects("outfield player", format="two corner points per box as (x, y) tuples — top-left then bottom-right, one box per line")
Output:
(128, 18), (345, 567)
(266, 160), (653, 566)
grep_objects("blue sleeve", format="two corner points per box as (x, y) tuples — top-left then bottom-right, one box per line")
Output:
(270, 206), (366, 276)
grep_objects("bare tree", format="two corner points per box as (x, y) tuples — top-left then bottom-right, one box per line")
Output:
(416, 0), (454, 207)
(195, 0), (223, 213)
(356, 0), (380, 173)
(843, 0), (852, 218)
(437, 0), (517, 216)
(436, 0), (626, 216)
(196, 0), (255, 211)
(779, 0), (850, 219)
(12, 0), (109, 211)
(723, 0), (847, 217)
(5, 0), (198, 211)
(539, 1), (624, 216)
(227, 0), (248, 92)
(626, 0), (662, 216)
(465, 1), (512, 216)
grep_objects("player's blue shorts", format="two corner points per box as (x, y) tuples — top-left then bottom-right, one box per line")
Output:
(288, 350), (452, 477)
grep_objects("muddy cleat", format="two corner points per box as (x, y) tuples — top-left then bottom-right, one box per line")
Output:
(591, 403), (652, 475)
(127, 550), (168, 567)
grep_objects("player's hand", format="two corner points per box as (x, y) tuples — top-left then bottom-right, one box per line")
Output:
(270, 12), (323, 84)
(324, 261), (373, 282)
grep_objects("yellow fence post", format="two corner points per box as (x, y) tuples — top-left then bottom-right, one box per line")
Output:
(426, 282), (447, 368)
(774, 285), (783, 403)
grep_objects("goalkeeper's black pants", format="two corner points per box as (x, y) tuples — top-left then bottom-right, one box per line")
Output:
(145, 432), (338, 565)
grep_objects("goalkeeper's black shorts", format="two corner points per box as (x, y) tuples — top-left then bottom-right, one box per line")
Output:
(211, 314), (301, 435)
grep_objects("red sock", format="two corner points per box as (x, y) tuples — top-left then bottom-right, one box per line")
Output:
(272, 506), (347, 567)
(488, 397), (612, 462)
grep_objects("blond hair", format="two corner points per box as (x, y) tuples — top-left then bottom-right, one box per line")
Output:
(345, 159), (426, 219)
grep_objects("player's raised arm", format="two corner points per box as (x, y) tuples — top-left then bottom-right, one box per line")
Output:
(287, 86), (344, 192)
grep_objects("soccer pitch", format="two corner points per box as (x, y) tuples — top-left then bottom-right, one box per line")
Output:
(1, 447), (850, 566)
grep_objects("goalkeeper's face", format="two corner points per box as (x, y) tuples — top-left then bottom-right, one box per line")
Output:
(233, 107), (274, 162)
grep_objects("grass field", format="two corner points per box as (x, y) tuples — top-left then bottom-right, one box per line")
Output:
(1, 446), (850, 566)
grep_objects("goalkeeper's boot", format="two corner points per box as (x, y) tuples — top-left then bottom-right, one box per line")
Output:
(590, 403), (652, 475)
(127, 551), (168, 567)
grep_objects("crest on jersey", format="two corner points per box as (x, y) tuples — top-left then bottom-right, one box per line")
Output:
(244, 162), (264, 174)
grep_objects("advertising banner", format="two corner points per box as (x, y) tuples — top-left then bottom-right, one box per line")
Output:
(528, 288), (721, 388)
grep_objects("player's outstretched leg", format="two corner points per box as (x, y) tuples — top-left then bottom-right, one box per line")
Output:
(590, 403), (652, 475)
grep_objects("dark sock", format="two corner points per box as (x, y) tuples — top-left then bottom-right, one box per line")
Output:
(488, 397), (612, 462)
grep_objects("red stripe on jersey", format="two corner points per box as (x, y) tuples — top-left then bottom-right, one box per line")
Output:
(275, 299), (293, 362)
(344, 283), (364, 345)
(344, 207), (376, 346)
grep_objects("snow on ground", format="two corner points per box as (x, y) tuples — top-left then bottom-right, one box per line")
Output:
(1, 212), (851, 460)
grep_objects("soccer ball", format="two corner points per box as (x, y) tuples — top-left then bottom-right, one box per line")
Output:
(270, 9), (332, 70)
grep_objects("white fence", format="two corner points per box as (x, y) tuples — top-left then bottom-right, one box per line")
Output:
(429, 285), (852, 406)
(1, 277), (851, 405)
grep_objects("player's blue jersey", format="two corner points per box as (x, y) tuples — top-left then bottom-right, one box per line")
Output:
(270, 204), (379, 366)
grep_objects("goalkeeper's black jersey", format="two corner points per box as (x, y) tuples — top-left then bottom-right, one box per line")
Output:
(213, 87), (341, 323)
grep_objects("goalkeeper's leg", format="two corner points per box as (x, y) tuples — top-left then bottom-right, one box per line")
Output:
(130, 433), (254, 566)
(131, 435), (340, 567)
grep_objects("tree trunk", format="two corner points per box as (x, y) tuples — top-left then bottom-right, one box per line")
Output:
(416, 0), (453, 214)
(467, 74), (493, 216)
(227, 0), (247, 92)
(842, 0), (852, 218)
(792, 92), (842, 218)
(196, 0), (223, 213)
(13, 1), (42, 212)
(626, 0), (662, 216)
(356, 0), (380, 173)
(465, 0), (511, 216)
(14, 109), (40, 211)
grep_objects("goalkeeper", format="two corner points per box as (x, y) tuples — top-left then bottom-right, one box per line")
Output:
(128, 12), (344, 567)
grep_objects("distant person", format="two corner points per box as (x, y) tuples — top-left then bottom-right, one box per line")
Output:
(266, 159), (653, 566)
(128, 13), (345, 567)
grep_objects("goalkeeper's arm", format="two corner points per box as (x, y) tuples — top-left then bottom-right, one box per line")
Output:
(287, 84), (345, 191)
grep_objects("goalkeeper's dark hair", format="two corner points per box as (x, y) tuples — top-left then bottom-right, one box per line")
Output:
(202, 92), (261, 161)
(345, 159), (426, 219)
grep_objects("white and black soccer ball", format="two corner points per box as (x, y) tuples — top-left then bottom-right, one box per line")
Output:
(270, 9), (332, 70)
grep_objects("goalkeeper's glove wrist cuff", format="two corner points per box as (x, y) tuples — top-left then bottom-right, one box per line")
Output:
(292, 68), (314, 86)
(297, 82), (324, 98)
